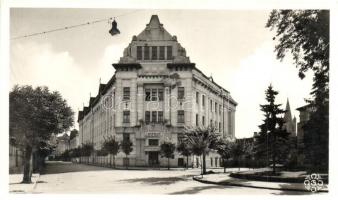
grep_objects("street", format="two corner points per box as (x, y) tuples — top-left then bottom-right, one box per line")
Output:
(32, 161), (309, 194)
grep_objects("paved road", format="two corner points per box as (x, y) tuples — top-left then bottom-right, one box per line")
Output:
(33, 161), (310, 195)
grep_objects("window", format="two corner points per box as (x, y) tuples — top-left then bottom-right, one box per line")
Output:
(158, 89), (164, 101)
(145, 89), (151, 101)
(219, 105), (222, 115)
(196, 92), (199, 104)
(123, 133), (130, 142)
(149, 139), (159, 146)
(167, 46), (172, 59)
(202, 95), (205, 107)
(178, 87), (185, 100)
(159, 46), (165, 60)
(202, 116), (205, 126)
(137, 46), (142, 60)
(219, 122), (222, 132)
(196, 114), (199, 126)
(210, 100), (213, 111)
(151, 89), (158, 101)
(177, 110), (185, 123)
(123, 87), (130, 100)
(228, 111), (232, 135)
(144, 46), (150, 60)
(158, 111), (163, 122)
(152, 46), (157, 60)
(151, 111), (157, 122)
(145, 111), (150, 123)
(123, 111), (130, 123)
(215, 102), (217, 112)
(210, 158), (213, 167)
(177, 135), (184, 145)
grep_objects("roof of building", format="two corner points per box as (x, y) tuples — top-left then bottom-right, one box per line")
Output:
(78, 15), (237, 121)
(78, 75), (116, 121)
(296, 104), (314, 111)
(284, 98), (292, 121)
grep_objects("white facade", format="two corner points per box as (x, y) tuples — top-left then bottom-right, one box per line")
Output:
(78, 15), (237, 167)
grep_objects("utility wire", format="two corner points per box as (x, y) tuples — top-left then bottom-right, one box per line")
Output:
(11, 10), (142, 40)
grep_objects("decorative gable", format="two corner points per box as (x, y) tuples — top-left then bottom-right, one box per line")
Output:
(118, 15), (190, 64)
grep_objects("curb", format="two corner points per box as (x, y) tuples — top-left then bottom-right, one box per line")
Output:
(192, 176), (328, 193)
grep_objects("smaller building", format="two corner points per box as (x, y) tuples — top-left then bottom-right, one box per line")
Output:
(296, 104), (315, 166)
(55, 133), (70, 156)
(69, 129), (80, 150)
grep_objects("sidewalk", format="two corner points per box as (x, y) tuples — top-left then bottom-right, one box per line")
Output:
(9, 173), (40, 193)
(193, 173), (328, 193)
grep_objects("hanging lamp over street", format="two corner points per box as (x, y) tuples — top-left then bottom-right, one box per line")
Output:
(109, 19), (120, 36)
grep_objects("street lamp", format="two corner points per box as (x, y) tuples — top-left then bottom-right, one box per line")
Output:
(109, 19), (120, 36)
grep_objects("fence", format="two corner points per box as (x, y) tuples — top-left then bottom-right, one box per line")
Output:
(9, 144), (23, 173)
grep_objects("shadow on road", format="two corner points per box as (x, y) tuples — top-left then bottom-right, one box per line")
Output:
(120, 174), (195, 186)
(42, 161), (110, 174)
(271, 183), (316, 195)
(169, 185), (233, 194)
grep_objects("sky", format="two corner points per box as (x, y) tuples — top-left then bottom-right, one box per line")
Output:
(10, 8), (314, 138)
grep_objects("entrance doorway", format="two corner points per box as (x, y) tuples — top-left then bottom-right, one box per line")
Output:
(148, 152), (159, 166)
(178, 158), (184, 167)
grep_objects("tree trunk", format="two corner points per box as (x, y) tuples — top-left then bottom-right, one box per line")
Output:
(272, 134), (276, 174)
(110, 154), (112, 167)
(202, 152), (206, 175)
(223, 159), (226, 173)
(167, 157), (170, 170)
(125, 155), (128, 169)
(113, 155), (116, 168)
(22, 145), (33, 183)
(186, 155), (189, 169)
(272, 154), (276, 174)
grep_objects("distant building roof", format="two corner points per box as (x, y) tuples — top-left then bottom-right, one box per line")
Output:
(296, 104), (314, 111)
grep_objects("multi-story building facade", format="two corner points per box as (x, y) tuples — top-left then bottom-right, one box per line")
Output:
(78, 15), (237, 167)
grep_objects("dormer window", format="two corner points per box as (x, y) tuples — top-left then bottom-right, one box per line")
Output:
(152, 46), (157, 60)
(137, 46), (142, 60)
(144, 46), (150, 60)
(159, 46), (165, 60)
(167, 46), (173, 59)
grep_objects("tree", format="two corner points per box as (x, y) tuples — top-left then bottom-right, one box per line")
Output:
(266, 10), (329, 172)
(216, 138), (232, 173)
(102, 136), (120, 168)
(36, 140), (55, 171)
(160, 141), (176, 170)
(121, 139), (133, 169)
(184, 125), (220, 175)
(81, 143), (94, 164)
(176, 142), (192, 169)
(9, 85), (74, 183)
(231, 141), (244, 171)
(253, 85), (290, 174)
(242, 141), (255, 169)
(69, 129), (78, 140)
